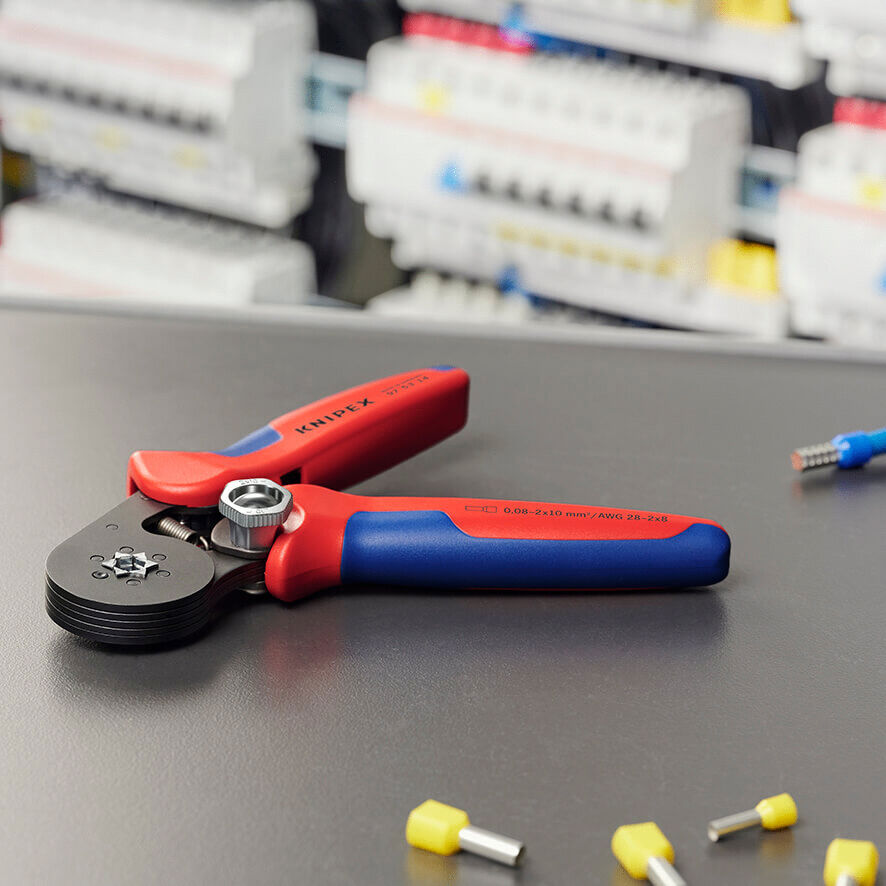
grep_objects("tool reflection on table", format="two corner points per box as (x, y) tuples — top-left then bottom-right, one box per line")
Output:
(45, 367), (731, 647)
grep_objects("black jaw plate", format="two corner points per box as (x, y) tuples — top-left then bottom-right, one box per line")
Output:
(45, 493), (263, 646)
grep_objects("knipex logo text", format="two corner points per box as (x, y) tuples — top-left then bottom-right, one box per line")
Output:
(294, 398), (373, 434)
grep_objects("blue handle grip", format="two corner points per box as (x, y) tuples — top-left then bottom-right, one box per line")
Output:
(339, 511), (730, 590)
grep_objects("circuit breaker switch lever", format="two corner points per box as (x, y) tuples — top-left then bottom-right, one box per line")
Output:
(708, 792), (797, 842)
(405, 799), (524, 866)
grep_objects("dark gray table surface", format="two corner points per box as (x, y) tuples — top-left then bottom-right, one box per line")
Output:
(2, 306), (885, 885)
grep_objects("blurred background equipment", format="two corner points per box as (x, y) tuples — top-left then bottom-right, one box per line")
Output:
(797, 0), (886, 97)
(0, 192), (315, 307)
(399, 0), (819, 88)
(2, 0), (886, 346)
(779, 98), (886, 346)
(348, 14), (786, 336)
(0, 0), (316, 225)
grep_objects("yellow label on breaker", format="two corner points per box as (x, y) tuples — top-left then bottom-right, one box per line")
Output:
(492, 221), (672, 276)
(858, 176), (886, 209)
(96, 126), (127, 152)
(715, 0), (792, 25)
(587, 244), (613, 264)
(707, 238), (780, 299)
(655, 257), (676, 277)
(418, 82), (451, 115)
(19, 107), (50, 134)
(173, 145), (207, 169)
(529, 230), (552, 250)
(558, 238), (580, 257)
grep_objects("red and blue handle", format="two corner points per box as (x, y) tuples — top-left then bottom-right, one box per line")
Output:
(266, 486), (731, 600)
(124, 365), (730, 597)
(127, 367), (470, 507)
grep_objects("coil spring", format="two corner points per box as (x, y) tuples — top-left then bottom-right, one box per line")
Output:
(156, 517), (209, 549)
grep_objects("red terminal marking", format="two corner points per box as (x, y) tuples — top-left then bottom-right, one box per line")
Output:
(782, 187), (886, 226)
(833, 97), (886, 130)
(404, 12), (532, 55)
(0, 255), (125, 298)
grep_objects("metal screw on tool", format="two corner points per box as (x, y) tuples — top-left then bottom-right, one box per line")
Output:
(218, 478), (293, 552)
(406, 799), (525, 867)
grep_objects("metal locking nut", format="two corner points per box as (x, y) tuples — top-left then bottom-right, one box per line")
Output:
(218, 478), (293, 552)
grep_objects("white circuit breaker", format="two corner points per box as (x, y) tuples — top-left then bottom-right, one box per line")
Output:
(348, 19), (785, 336)
(796, 0), (886, 98)
(398, 0), (818, 89)
(778, 100), (886, 347)
(0, 0), (316, 226)
(367, 270), (636, 327)
(0, 193), (316, 307)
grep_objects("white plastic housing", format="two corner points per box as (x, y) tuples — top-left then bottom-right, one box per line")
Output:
(347, 35), (784, 335)
(795, 0), (886, 30)
(777, 121), (886, 345)
(797, 0), (886, 97)
(368, 271), (785, 337)
(0, 194), (316, 308)
(398, 0), (819, 88)
(0, 0), (316, 225)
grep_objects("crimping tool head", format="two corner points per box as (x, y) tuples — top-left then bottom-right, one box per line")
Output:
(46, 367), (471, 646)
(45, 491), (263, 645)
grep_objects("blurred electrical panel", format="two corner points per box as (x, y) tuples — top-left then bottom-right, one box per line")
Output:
(398, 0), (820, 88)
(4, 0), (886, 347)
(306, 52), (367, 148)
(737, 145), (797, 242)
(368, 270), (651, 327)
(0, 0), (316, 227)
(797, 0), (886, 98)
(0, 192), (315, 307)
(778, 99), (886, 347)
(347, 15), (787, 336)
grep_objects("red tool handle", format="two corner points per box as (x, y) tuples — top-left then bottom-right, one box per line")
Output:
(127, 367), (470, 507)
(266, 486), (731, 601)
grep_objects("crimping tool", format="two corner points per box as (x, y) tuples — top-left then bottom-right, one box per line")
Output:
(45, 367), (731, 646)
